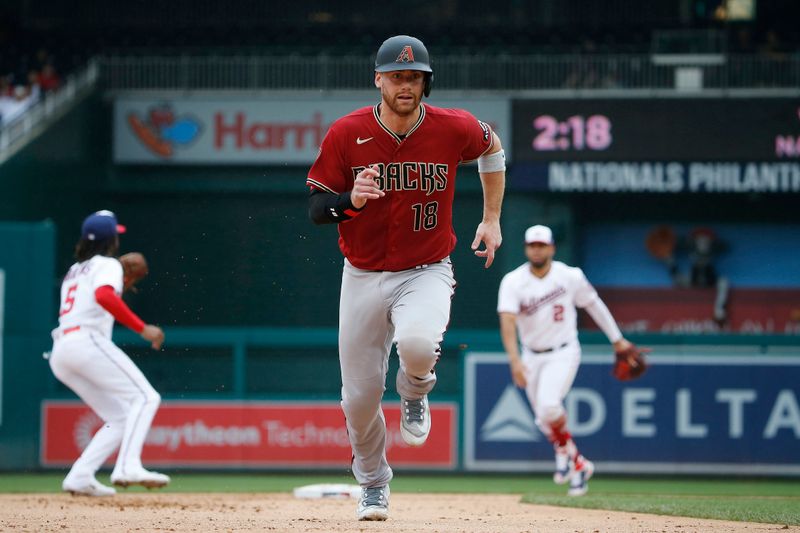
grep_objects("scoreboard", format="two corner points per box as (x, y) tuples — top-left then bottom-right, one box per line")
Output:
(513, 98), (800, 161)
(510, 98), (800, 193)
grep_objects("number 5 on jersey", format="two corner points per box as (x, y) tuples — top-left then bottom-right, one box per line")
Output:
(60, 284), (78, 316)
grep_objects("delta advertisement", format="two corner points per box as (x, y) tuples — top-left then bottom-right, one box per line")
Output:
(113, 96), (510, 164)
(41, 401), (457, 469)
(464, 352), (800, 475)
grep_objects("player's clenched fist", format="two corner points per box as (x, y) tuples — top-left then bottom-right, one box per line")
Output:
(140, 324), (165, 350)
(351, 164), (385, 209)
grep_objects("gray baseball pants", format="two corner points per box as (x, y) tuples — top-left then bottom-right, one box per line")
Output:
(339, 257), (455, 488)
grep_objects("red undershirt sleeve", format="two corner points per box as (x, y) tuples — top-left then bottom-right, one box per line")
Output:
(94, 285), (146, 333)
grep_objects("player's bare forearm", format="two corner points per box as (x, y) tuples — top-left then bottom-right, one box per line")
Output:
(481, 132), (505, 223)
(499, 316), (520, 362)
(471, 132), (505, 268)
(472, 170), (504, 268)
(499, 313), (525, 388)
(480, 170), (504, 222)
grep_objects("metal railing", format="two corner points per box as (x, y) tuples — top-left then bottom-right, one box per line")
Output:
(0, 61), (99, 164)
(98, 54), (800, 92)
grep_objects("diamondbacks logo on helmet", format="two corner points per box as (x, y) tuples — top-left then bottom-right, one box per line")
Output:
(396, 45), (415, 64)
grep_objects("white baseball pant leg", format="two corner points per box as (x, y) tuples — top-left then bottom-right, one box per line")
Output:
(521, 343), (581, 436)
(49, 330), (161, 480)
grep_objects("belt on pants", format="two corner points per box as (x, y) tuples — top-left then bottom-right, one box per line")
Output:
(358, 256), (451, 273)
(52, 325), (81, 341)
(528, 341), (569, 354)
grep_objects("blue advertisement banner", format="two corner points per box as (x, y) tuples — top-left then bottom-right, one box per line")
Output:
(464, 353), (800, 475)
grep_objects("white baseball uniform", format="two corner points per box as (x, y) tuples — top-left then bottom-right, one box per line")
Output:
(49, 255), (160, 483)
(497, 260), (621, 433)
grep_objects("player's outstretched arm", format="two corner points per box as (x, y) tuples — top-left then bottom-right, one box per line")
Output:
(472, 132), (505, 268)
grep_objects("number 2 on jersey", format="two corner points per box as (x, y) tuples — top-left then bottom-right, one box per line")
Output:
(553, 304), (564, 322)
(59, 284), (78, 316)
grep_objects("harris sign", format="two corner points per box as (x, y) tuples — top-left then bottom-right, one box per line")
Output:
(113, 96), (510, 165)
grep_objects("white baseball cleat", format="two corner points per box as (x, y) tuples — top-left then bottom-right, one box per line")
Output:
(357, 485), (389, 521)
(567, 456), (595, 497)
(400, 395), (431, 447)
(62, 477), (117, 497)
(111, 468), (171, 489)
(553, 445), (572, 485)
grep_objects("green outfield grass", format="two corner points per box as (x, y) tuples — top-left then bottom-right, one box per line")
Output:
(1, 473), (797, 526)
(521, 477), (800, 526)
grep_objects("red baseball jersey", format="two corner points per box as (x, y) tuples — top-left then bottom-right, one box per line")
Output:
(307, 103), (494, 271)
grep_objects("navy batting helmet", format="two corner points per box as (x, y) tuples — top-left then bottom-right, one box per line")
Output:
(374, 35), (434, 97)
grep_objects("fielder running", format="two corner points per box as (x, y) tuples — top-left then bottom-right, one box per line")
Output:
(307, 35), (505, 520)
(497, 225), (633, 496)
(49, 210), (169, 496)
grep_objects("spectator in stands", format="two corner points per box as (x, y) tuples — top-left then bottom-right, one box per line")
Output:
(37, 63), (61, 92)
(0, 73), (40, 127)
(646, 225), (730, 327)
(27, 69), (41, 99)
(0, 75), (13, 126)
(33, 48), (51, 72)
(760, 29), (788, 60)
(756, 29), (791, 86)
(0, 74), (11, 97)
(732, 27), (756, 53)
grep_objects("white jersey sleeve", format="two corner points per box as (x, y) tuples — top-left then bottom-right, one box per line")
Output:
(92, 257), (124, 293)
(571, 267), (599, 309)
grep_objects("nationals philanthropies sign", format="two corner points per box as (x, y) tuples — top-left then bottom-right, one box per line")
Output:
(41, 401), (457, 469)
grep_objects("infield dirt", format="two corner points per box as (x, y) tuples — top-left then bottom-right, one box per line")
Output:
(0, 493), (796, 532)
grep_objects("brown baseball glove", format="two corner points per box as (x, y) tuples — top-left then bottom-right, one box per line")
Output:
(612, 344), (650, 381)
(119, 252), (149, 293)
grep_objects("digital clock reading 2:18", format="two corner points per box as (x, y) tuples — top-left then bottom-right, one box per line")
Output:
(532, 114), (613, 152)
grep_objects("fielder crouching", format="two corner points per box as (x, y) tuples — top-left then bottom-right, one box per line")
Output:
(49, 210), (169, 496)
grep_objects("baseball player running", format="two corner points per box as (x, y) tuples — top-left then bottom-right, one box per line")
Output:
(307, 35), (505, 520)
(49, 210), (169, 496)
(497, 225), (633, 496)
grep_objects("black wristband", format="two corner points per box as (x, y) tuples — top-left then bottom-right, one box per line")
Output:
(309, 190), (364, 225)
